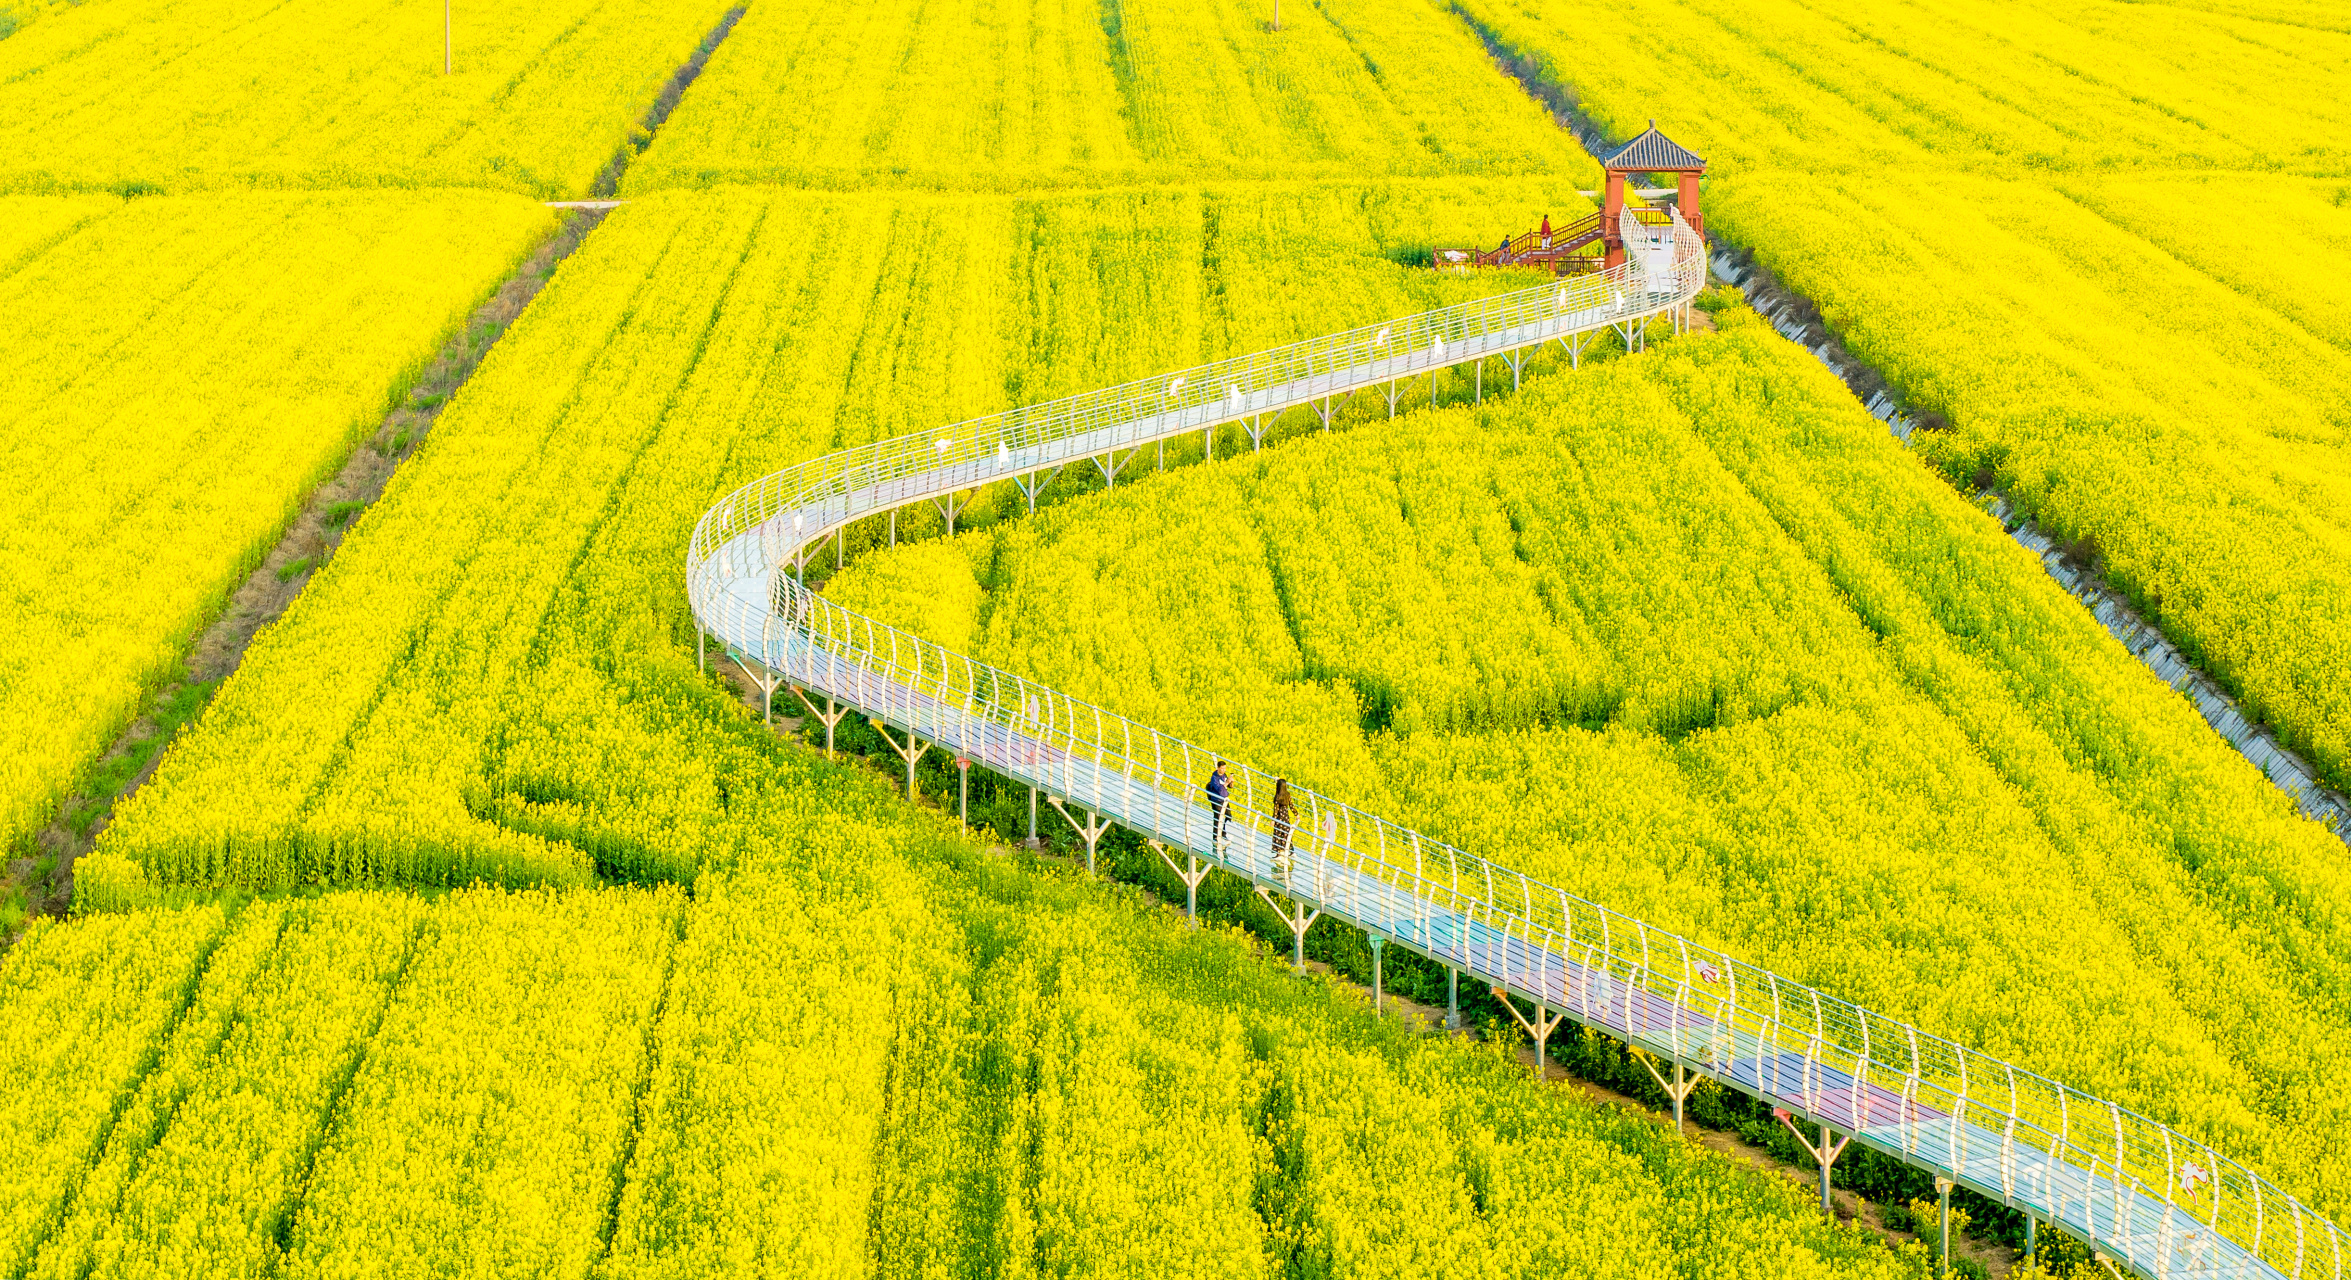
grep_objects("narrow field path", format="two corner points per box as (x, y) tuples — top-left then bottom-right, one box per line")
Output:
(3, 4), (754, 931)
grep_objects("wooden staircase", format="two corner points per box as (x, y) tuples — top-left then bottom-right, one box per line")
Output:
(1435, 206), (1674, 274)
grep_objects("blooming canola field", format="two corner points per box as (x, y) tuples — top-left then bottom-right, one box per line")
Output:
(1461, 0), (2351, 798)
(5, 0), (2351, 1270)
(0, 189), (552, 857)
(827, 303), (2351, 1217)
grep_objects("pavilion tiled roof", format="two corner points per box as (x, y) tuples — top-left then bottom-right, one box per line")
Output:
(1603, 122), (1705, 171)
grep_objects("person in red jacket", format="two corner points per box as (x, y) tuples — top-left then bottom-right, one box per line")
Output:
(1539, 214), (1553, 249)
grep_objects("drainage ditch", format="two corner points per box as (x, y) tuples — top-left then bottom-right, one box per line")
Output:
(1458, 8), (2351, 846)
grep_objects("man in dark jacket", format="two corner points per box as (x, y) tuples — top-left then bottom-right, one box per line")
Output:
(1206, 761), (1231, 848)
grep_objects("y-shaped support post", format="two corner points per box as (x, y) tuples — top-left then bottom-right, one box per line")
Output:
(1557, 329), (1591, 370)
(734, 656), (783, 725)
(1635, 1050), (1700, 1131)
(1474, 359), (1483, 404)
(1501, 347), (1526, 391)
(1012, 465), (1065, 515)
(1446, 967), (1459, 1030)
(1242, 413), (1270, 453)
(1253, 884), (1319, 972)
(932, 489), (971, 535)
(1091, 448), (1139, 490)
(875, 724), (929, 799)
(1151, 839), (1210, 924)
(955, 755), (970, 831)
(790, 686), (848, 753)
(1370, 937), (1385, 1013)
(1499, 991), (1564, 1078)
(1775, 1108), (1851, 1213)
(1384, 379), (1403, 419)
(1049, 796), (1112, 878)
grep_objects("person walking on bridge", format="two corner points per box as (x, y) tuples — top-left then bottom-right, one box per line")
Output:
(1207, 761), (1231, 849)
(1270, 779), (1296, 878)
(1539, 214), (1552, 250)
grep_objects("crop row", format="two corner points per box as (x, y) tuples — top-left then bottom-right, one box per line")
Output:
(0, 0), (736, 195)
(0, 190), (551, 857)
(7, 772), (1933, 1277)
(823, 305), (2351, 1216)
(623, 0), (1596, 194)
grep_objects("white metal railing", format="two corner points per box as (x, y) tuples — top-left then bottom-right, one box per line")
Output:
(682, 210), (2332, 1280)
(687, 212), (1704, 580)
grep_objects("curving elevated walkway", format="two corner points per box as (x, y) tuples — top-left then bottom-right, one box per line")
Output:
(685, 209), (2338, 1280)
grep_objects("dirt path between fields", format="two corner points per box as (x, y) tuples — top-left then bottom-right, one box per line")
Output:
(3, 5), (753, 937)
(4, 209), (608, 927)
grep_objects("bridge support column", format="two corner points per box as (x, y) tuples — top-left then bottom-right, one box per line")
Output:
(888, 509), (897, 547)
(1636, 1051), (1699, 1131)
(1775, 1109), (1851, 1213)
(1558, 330), (1591, 370)
(1502, 348), (1526, 391)
(1934, 1178), (1954, 1277)
(1243, 413), (1270, 453)
(697, 629), (704, 674)
(1447, 967), (1459, 1029)
(1028, 786), (1039, 846)
(877, 724), (928, 799)
(1050, 797), (1111, 878)
(1475, 360), (1483, 404)
(1500, 992), (1564, 1079)
(956, 755), (970, 831)
(1370, 937), (1384, 1013)
(1254, 885), (1320, 972)
(2023, 1213), (2036, 1263)
(1151, 840), (1211, 924)
(790, 686), (847, 754)
(1384, 380), (1402, 419)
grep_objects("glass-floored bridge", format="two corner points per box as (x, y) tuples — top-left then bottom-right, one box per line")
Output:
(685, 210), (2341, 1280)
